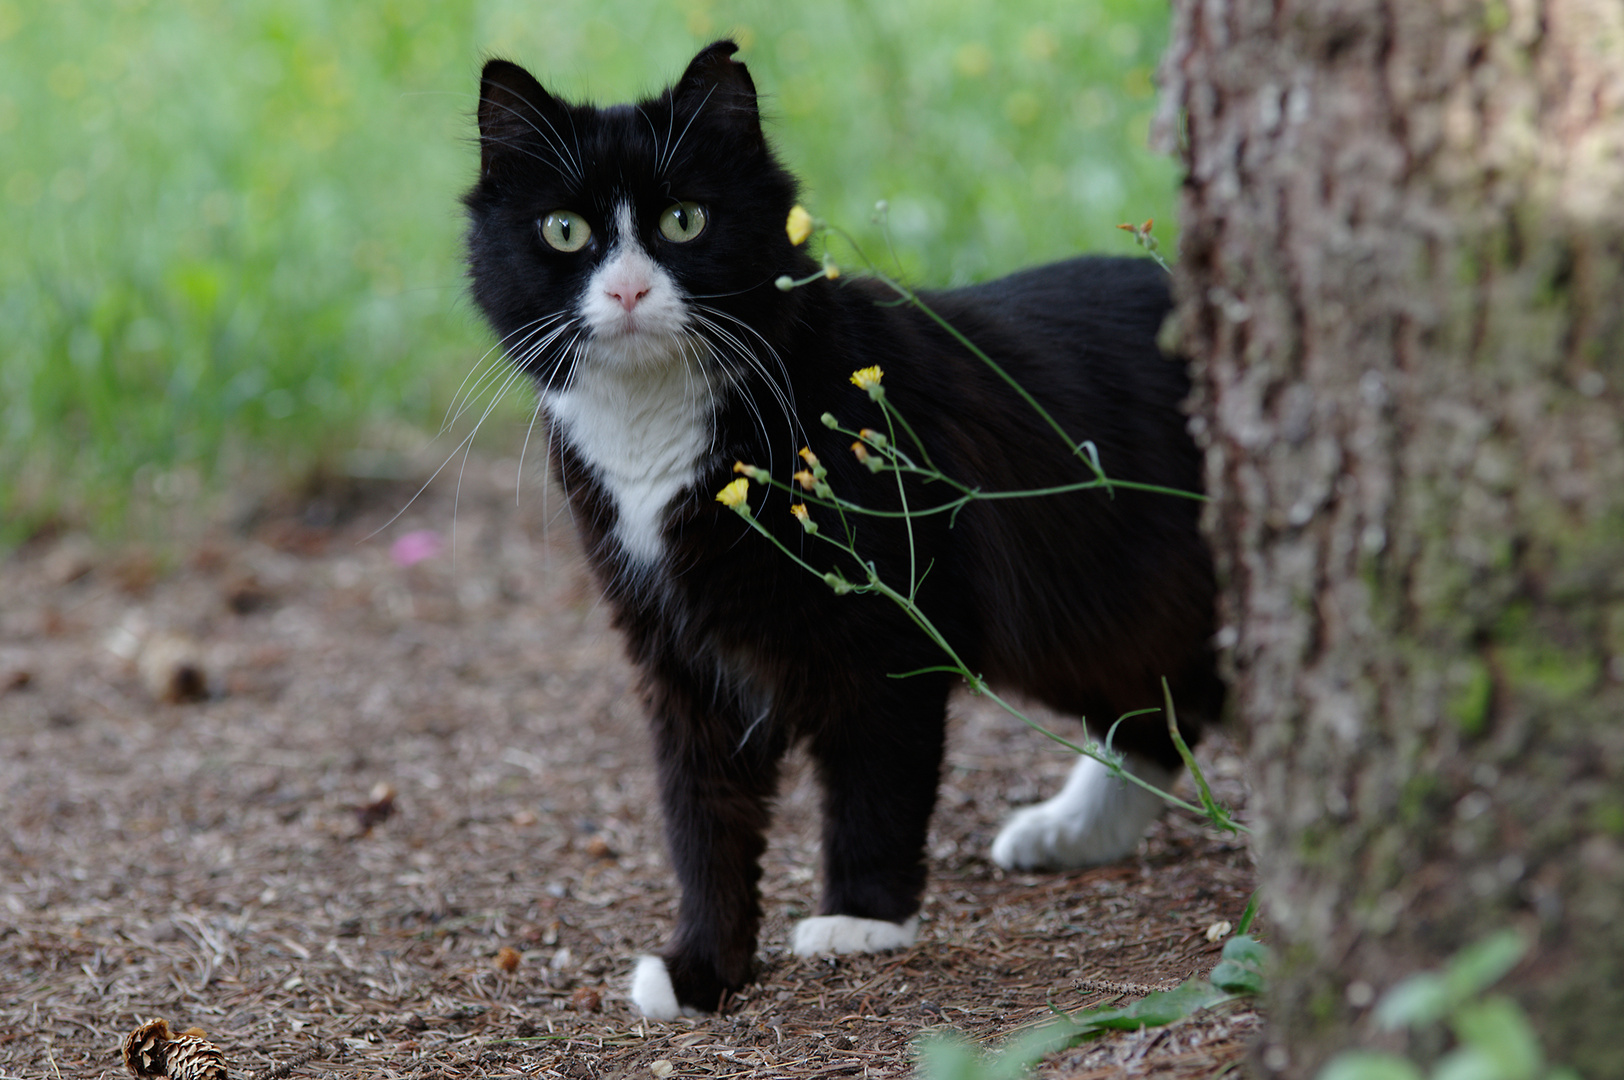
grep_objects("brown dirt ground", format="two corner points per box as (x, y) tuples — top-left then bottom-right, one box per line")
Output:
(0, 457), (1258, 1080)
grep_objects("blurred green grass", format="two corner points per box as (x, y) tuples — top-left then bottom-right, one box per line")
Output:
(0, 0), (1176, 542)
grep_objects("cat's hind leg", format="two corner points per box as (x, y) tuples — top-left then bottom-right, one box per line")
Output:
(990, 752), (1175, 871)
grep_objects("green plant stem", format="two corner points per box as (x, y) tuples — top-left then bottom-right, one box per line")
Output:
(826, 223), (1120, 483)
(730, 501), (1233, 827)
(757, 216), (1241, 838)
(1162, 678), (1243, 834)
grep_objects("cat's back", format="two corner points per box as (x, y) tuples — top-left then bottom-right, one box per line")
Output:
(907, 256), (1184, 437)
(927, 255), (1171, 327)
(920, 256), (1172, 360)
(892, 256), (1189, 475)
(882, 256), (1214, 720)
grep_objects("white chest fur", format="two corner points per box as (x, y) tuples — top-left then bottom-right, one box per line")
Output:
(543, 200), (717, 568)
(544, 346), (712, 567)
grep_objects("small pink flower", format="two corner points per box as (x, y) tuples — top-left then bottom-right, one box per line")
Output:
(391, 529), (443, 567)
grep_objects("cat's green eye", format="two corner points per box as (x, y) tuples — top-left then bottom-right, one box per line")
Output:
(658, 202), (708, 243)
(540, 210), (591, 252)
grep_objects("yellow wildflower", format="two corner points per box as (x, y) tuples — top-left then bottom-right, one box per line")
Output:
(786, 205), (814, 246)
(791, 503), (818, 534)
(850, 441), (871, 463)
(798, 446), (820, 468)
(793, 469), (817, 491)
(823, 258), (840, 280)
(849, 366), (884, 392)
(715, 477), (749, 510)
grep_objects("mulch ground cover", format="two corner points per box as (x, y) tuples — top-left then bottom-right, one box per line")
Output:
(1, 457), (1257, 1079)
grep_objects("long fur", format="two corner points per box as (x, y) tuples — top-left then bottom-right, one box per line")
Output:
(464, 41), (1222, 1015)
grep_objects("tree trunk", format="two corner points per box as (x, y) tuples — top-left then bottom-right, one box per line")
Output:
(1162, 2), (1624, 1077)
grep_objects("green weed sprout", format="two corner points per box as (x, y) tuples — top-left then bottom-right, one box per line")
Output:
(1319, 931), (1578, 1080)
(919, 933), (1270, 1079)
(916, 915), (1575, 1080)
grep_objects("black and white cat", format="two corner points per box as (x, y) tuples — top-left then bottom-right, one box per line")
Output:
(463, 41), (1223, 1019)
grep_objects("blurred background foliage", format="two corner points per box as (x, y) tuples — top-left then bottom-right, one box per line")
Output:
(0, 0), (1176, 542)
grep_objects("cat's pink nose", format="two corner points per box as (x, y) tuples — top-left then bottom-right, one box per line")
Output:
(607, 281), (651, 312)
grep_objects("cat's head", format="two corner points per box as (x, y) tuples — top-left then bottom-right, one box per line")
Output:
(464, 41), (810, 385)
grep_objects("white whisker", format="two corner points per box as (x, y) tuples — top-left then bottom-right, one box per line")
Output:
(477, 93), (580, 180)
(662, 83), (716, 175)
(689, 306), (803, 479)
(481, 89), (584, 181)
(364, 402), (504, 545)
(448, 315), (567, 429)
(451, 359), (532, 562)
(443, 314), (556, 431)
(517, 389), (547, 508)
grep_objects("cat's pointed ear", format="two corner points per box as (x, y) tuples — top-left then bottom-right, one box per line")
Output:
(477, 59), (565, 174)
(673, 40), (763, 142)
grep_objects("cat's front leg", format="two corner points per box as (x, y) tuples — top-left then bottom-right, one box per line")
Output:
(631, 672), (783, 1019)
(794, 675), (950, 957)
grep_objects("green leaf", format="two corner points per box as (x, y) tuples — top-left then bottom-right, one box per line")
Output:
(1209, 959), (1265, 995)
(1433, 1046), (1509, 1080)
(1317, 1050), (1426, 1080)
(1376, 931), (1529, 1032)
(1209, 934), (1268, 995)
(1221, 933), (1269, 966)
(1160, 678), (1241, 833)
(1450, 997), (1543, 1080)
(916, 1031), (989, 1080)
(1375, 972), (1452, 1031)
(986, 1024), (1080, 1080)
(1071, 976), (1232, 1032)
(1236, 890), (1262, 935)
(1443, 931), (1528, 1002)
(916, 1022), (1079, 1080)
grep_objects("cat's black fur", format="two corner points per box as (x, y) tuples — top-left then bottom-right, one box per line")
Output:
(463, 41), (1222, 1015)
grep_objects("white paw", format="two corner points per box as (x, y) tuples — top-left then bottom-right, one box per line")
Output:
(991, 754), (1175, 871)
(630, 955), (700, 1020)
(791, 915), (919, 956)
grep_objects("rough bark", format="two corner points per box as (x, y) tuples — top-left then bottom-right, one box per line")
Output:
(1162, 1), (1624, 1077)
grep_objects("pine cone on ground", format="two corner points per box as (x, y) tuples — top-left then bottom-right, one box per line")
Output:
(121, 1018), (229, 1080)
(166, 1030), (228, 1080)
(123, 1018), (173, 1079)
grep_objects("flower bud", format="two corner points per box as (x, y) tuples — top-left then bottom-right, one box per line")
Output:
(715, 478), (749, 511)
(786, 205), (814, 246)
(849, 366), (884, 400)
